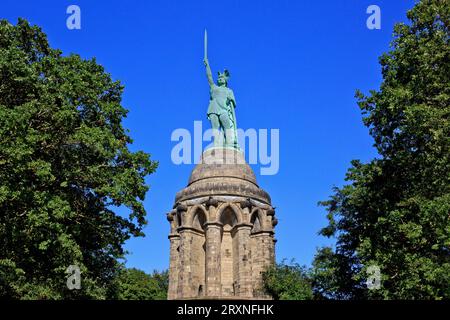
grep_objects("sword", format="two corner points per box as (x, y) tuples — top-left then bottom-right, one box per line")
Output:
(204, 29), (208, 61)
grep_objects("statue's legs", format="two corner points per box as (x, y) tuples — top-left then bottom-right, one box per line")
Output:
(219, 113), (236, 147)
(208, 114), (223, 147)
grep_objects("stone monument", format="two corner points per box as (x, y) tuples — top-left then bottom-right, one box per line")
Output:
(166, 31), (277, 300)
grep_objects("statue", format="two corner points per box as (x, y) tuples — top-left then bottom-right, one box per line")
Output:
(203, 30), (239, 149)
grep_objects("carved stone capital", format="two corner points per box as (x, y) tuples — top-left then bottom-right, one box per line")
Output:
(166, 209), (176, 222)
(266, 207), (276, 217)
(239, 198), (253, 210)
(272, 217), (278, 227)
(204, 196), (219, 209)
(176, 203), (188, 213)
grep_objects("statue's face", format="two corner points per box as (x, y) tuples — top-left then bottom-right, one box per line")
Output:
(217, 76), (226, 86)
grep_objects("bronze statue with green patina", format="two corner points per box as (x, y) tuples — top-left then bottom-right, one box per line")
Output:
(203, 30), (239, 149)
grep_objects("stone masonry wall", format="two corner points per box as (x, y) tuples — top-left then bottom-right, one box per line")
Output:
(167, 197), (277, 299)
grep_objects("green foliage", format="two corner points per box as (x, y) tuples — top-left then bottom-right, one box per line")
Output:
(314, 0), (450, 299)
(262, 260), (313, 300)
(113, 268), (168, 300)
(311, 247), (366, 300)
(0, 19), (158, 299)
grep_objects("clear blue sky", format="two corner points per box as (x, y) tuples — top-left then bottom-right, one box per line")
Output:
(2, 0), (415, 272)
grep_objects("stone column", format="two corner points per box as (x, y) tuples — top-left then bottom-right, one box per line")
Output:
(259, 231), (275, 298)
(167, 233), (180, 300)
(250, 231), (275, 298)
(204, 222), (222, 297)
(271, 238), (277, 264)
(261, 232), (274, 268)
(235, 224), (252, 298)
(266, 209), (277, 264)
(177, 228), (194, 298)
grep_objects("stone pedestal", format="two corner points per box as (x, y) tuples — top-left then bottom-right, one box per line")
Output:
(167, 148), (277, 299)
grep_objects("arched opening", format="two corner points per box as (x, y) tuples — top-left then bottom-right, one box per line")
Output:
(176, 212), (182, 229)
(191, 208), (206, 296)
(192, 209), (206, 231)
(220, 206), (239, 296)
(220, 207), (237, 226)
(250, 211), (262, 233)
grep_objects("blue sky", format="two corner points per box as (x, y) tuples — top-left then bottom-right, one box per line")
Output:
(2, 0), (415, 272)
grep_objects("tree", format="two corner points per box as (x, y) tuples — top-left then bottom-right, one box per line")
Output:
(113, 268), (168, 300)
(314, 0), (450, 299)
(262, 260), (313, 300)
(0, 19), (158, 299)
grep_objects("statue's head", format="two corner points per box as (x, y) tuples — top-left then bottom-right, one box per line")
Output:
(217, 69), (230, 87)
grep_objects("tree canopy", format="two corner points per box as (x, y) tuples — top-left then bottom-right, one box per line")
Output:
(262, 260), (313, 300)
(113, 268), (168, 300)
(0, 19), (157, 299)
(314, 0), (450, 299)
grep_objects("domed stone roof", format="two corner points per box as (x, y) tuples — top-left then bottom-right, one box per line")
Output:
(175, 148), (271, 204)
